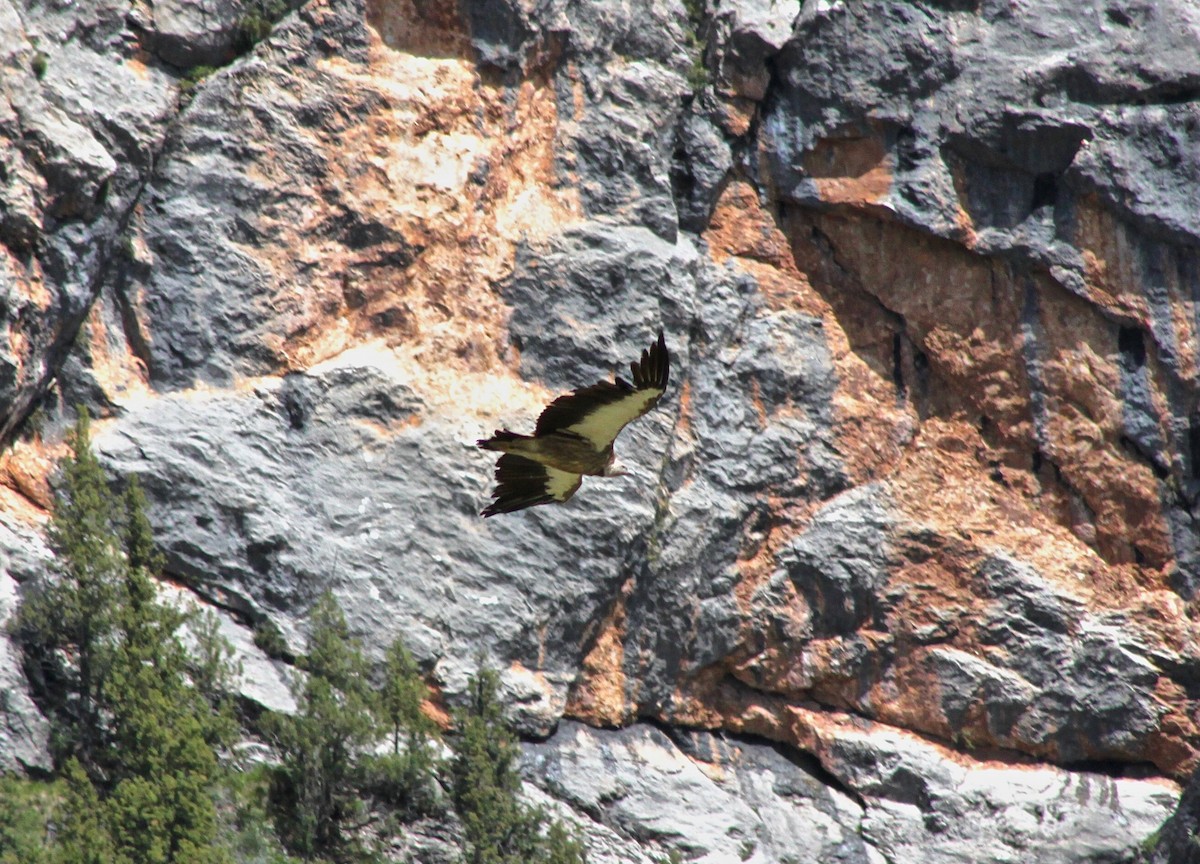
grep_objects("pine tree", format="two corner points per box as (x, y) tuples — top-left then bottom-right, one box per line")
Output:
(16, 410), (235, 863)
(265, 592), (379, 861)
(370, 637), (439, 817)
(121, 474), (163, 576)
(188, 608), (242, 752)
(102, 610), (229, 863)
(542, 821), (588, 864)
(449, 666), (586, 864)
(100, 477), (231, 863)
(451, 666), (540, 864)
(52, 759), (114, 864)
(0, 774), (55, 864)
(17, 410), (124, 770)
(378, 639), (431, 755)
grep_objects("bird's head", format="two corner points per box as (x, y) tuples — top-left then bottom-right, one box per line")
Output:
(603, 454), (630, 477)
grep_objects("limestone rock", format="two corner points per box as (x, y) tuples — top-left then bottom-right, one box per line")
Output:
(2, 0), (1200, 859)
(0, 518), (52, 774)
(142, 0), (247, 68)
(524, 721), (870, 864)
(1148, 766), (1200, 864)
(525, 720), (1177, 864)
(813, 718), (1177, 864)
(0, 0), (177, 443)
(710, 0), (800, 101)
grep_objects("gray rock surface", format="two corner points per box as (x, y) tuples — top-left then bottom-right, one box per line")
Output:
(115, 0), (372, 391)
(1148, 766), (1200, 864)
(0, 0), (179, 441)
(141, 0), (249, 68)
(162, 582), (298, 714)
(709, 0), (799, 101)
(816, 720), (1177, 864)
(0, 517), (52, 774)
(94, 230), (696, 731)
(525, 720), (1178, 864)
(963, 555), (1164, 760)
(766, 0), (1200, 249)
(525, 720), (871, 864)
(3, 0), (1200, 860)
(762, 0), (1200, 592)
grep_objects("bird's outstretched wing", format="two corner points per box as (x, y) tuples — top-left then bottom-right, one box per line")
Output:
(481, 454), (583, 517)
(533, 330), (670, 452)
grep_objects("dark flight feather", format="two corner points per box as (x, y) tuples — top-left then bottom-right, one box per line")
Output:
(481, 454), (581, 517)
(533, 330), (670, 447)
(478, 330), (670, 516)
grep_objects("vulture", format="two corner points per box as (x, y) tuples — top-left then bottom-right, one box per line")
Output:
(477, 330), (671, 516)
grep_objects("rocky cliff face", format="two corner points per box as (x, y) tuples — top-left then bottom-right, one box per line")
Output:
(3, 0), (1200, 860)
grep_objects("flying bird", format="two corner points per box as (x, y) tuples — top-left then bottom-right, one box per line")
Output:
(477, 330), (671, 516)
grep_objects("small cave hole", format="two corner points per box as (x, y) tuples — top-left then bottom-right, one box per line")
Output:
(1031, 173), (1057, 211)
(1104, 5), (1133, 26)
(1118, 326), (1146, 370)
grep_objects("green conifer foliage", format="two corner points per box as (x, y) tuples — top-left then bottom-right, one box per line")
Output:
(449, 666), (586, 864)
(14, 410), (235, 863)
(100, 477), (235, 862)
(214, 765), (302, 863)
(122, 475), (164, 576)
(265, 592), (379, 861)
(188, 608), (243, 751)
(19, 411), (589, 863)
(53, 759), (115, 864)
(369, 637), (439, 817)
(378, 639), (432, 754)
(18, 410), (124, 769)
(0, 774), (56, 864)
(542, 821), (588, 864)
(103, 620), (229, 863)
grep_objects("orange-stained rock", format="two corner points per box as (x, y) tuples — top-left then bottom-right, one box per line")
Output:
(705, 180), (915, 489)
(804, 133), (893, 209)
(786, 208), (1174, 576)
(366, 0), (473, 59)
(0, 440), (57, 523)
(561, 176), (1200, 779)
(566, 577), (635, 727)
(9, 0), (1200, 828)
(250, 37), (580, 382)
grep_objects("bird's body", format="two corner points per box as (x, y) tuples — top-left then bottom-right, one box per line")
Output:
(480, 429), (617, 477)
(477, 330), (670, 516)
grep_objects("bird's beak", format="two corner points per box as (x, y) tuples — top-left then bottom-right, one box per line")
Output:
(606, 456), (630, 477)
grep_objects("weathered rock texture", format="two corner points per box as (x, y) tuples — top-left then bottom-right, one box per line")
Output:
(3, 0), (1200, 860)
(1150, 765), (1200, 864)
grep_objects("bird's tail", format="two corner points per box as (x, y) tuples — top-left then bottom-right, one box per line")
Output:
(477, 429), (530, 451)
